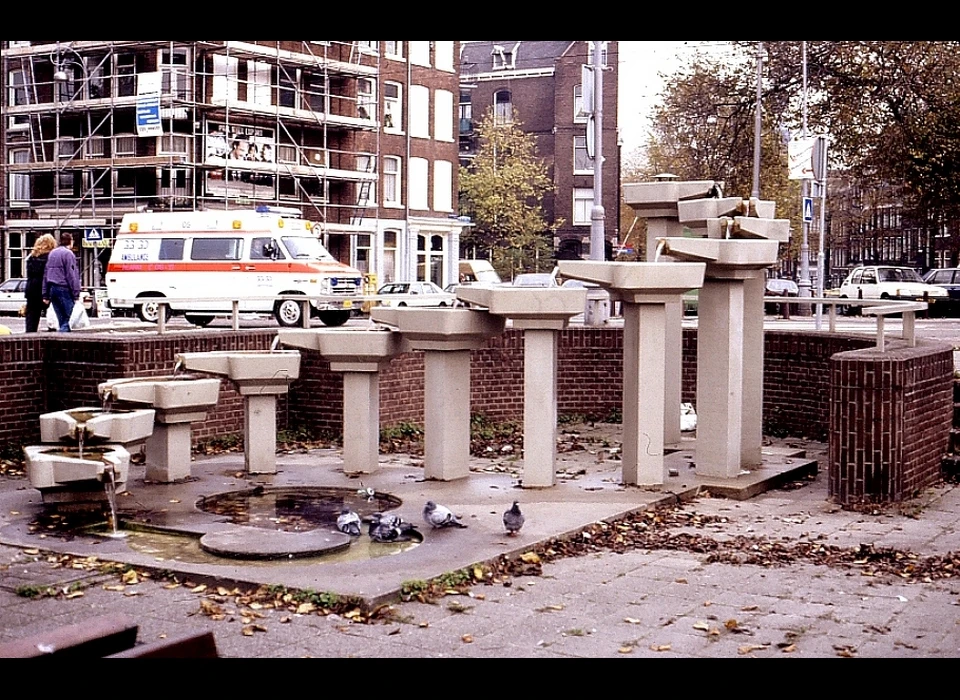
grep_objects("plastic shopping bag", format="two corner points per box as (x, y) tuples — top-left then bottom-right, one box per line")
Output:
(46, 303), (91, 331)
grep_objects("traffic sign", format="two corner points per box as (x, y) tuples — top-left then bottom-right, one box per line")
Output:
(802, 197), (814, 223)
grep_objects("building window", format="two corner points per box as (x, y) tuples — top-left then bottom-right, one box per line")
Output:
(8, 148), (30, 201)
(357, 41), (378, 54)
(435, 41), (454, 72)
(246, 60), (271, 106)
(382, 230), (399, 284)
(491, 44), (514, 70)
(434, 89), (454, 142)
(356, 155), (376, 206)
(409, 84), (429, 139)
(384, 81), (402, 132)
(573, 188), (594, 226)
(383, 155), (401, 206)
(116, 53), (137, 98)
(494, 90), (512, 125)
(409, 41), (430, 67)
(278, 67), (298, 109)
(7, 68), (30, 129)
(159, 168), (191, 198)
(384, 41), (404, 60)
(354, 234), (372, 274)
(158, 133), (190, 156)
(433, 160), (452, 213)
(574, 85), (588, 123)
(303, 72), (326, 112)
(574, 135), (594, 174)
(160, 47), (192, 100)
(459, 92), (472, 134)
(212, 54), (238, 102)
(357, 77), (376, 120)
(409, 157), (428, 210)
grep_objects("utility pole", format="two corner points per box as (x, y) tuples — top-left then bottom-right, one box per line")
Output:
(797, 41), (813, 309)
(585, 40), (610, 326)
(751, 41), (763, 199)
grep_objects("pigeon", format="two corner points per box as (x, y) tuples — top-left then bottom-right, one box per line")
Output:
(503, 501), (524, 536)
(336, 508), (362, 537)
(368, 512), (419, 542)
(423, 500), (467, 529)
(357, 481), (376, 501)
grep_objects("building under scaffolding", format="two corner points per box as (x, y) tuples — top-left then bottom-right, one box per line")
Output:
(1, 40), (467, 292)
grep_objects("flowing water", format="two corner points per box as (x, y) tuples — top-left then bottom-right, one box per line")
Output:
(101, 466), (127, 539)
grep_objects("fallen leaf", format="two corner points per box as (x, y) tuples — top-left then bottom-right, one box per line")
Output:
(724, 619), (739, 630)
(191, 584), (207, 593)
(296, 602), (316, 615)
(64, 591), (84, 599)
(738, 644), (766, 655)
(520, 552), (541, 564)
(121, 570), (139, 585)
(473, 567), (484, 580)
(623, 618), (641, 625)
(103, 584), (125, 592)
(618, 646), (634, 654)
(781, 644), (797, 653)
(217, 587), (232, 596)
(163, 583), (181, 590)
(741, 605), (759, 612)
(461, 634), (474, 643)
(24, 548), (39, 555)
(693, 621), (711, 631)
(650, 644), (672, 652)
(169, 499), (181, 504)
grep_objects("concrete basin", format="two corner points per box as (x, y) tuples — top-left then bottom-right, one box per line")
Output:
(658, 238), (781, 273)
(371, 307), (505, 351)
(98, 375), (222, 414)
(25, 444), (130, 493)
(557, 261), (707, 300)
(175, 350), (301, 393)
(676, 197), (744, 226)
(278, 328), (403, 367)
(731, 216), (791, 242)
(39, 407), (156, 446)
(623, 180), (720, 217)
(455, 286), (587, 328)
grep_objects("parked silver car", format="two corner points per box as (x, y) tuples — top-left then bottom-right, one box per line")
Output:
(0, 278), (26, 315)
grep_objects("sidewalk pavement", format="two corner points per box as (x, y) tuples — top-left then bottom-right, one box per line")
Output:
(2, 432), (959, 658)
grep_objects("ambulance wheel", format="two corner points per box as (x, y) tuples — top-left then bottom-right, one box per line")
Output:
(185, 314), (215, 328)
(136, 295), (170, 324)
(317, 310), (351, 327)
(275, 298), (305, 327)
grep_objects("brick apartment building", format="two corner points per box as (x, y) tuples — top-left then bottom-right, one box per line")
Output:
(459, 40), (620, 261)
(0, 41), (465, 292)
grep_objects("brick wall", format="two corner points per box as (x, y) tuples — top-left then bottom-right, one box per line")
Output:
(1, 328), (952, 504)
(829, 341), (954, 504)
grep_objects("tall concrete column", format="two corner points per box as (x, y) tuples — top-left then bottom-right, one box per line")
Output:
(423, 349), (472, 481)
(522, 328), (560, 488)
(340, 369), (381, 475)
(645, 217), (684, 446)
(741, 272), (765, 467)
(244, 394), (278, 474)
(695, 278), (745, 478)
(621, 302), (667, 484)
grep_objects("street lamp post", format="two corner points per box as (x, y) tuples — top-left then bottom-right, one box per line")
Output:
(585, 40), (611, 326)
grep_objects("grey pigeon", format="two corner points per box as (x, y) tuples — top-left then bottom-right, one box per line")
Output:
(370, 512), (420, 541)
(503, 501), (524, 536)
(336, 508), (362, 537)
(423, 500), (467, 529)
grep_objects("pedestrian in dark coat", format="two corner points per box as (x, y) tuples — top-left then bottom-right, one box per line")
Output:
(24, 234), (57, 333)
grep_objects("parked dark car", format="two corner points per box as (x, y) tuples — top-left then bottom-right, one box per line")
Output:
(923, 268), (960, 316)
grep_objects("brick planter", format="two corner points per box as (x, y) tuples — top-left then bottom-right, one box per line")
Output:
(829, 340), (954, 505)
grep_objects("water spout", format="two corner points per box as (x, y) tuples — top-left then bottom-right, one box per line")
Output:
(654, 239), (667, 262)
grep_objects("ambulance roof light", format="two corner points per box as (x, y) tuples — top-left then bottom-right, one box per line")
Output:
(255, 205), (302, 218)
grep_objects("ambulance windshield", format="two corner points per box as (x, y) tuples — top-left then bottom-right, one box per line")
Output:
(281, 235), (337, 262)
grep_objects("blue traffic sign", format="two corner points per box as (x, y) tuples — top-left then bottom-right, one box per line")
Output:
(803, 197), (814, 223)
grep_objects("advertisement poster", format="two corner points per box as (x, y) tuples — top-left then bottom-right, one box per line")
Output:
(204, 121), (276, 199)
(136, 72), (163, 137)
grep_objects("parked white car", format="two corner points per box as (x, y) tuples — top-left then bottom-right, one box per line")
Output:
(0, 278), (26, 315)
(836, 265), (948, 314)
(375, 281), (457, 308)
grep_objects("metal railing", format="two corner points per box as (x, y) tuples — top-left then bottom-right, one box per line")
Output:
(763, 296), (928, 351)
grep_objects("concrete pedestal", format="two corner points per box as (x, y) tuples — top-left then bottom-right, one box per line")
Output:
(340, 368), (381, 475)
(244, 394), (278, 475)
(522, 329), (560, 488)
(424, 350), (472, 481)
(622, 303), (667, 484)
(144, 423), (193, 482)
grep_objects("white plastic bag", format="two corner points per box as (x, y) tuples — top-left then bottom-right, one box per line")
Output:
(46, 302), (90, 331)
(680, 402), (697, 432)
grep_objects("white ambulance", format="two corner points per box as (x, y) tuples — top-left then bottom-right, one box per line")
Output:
(106, 206), (363, 327)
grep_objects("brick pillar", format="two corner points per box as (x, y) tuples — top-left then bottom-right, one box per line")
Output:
(829, 343), (953, 505)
